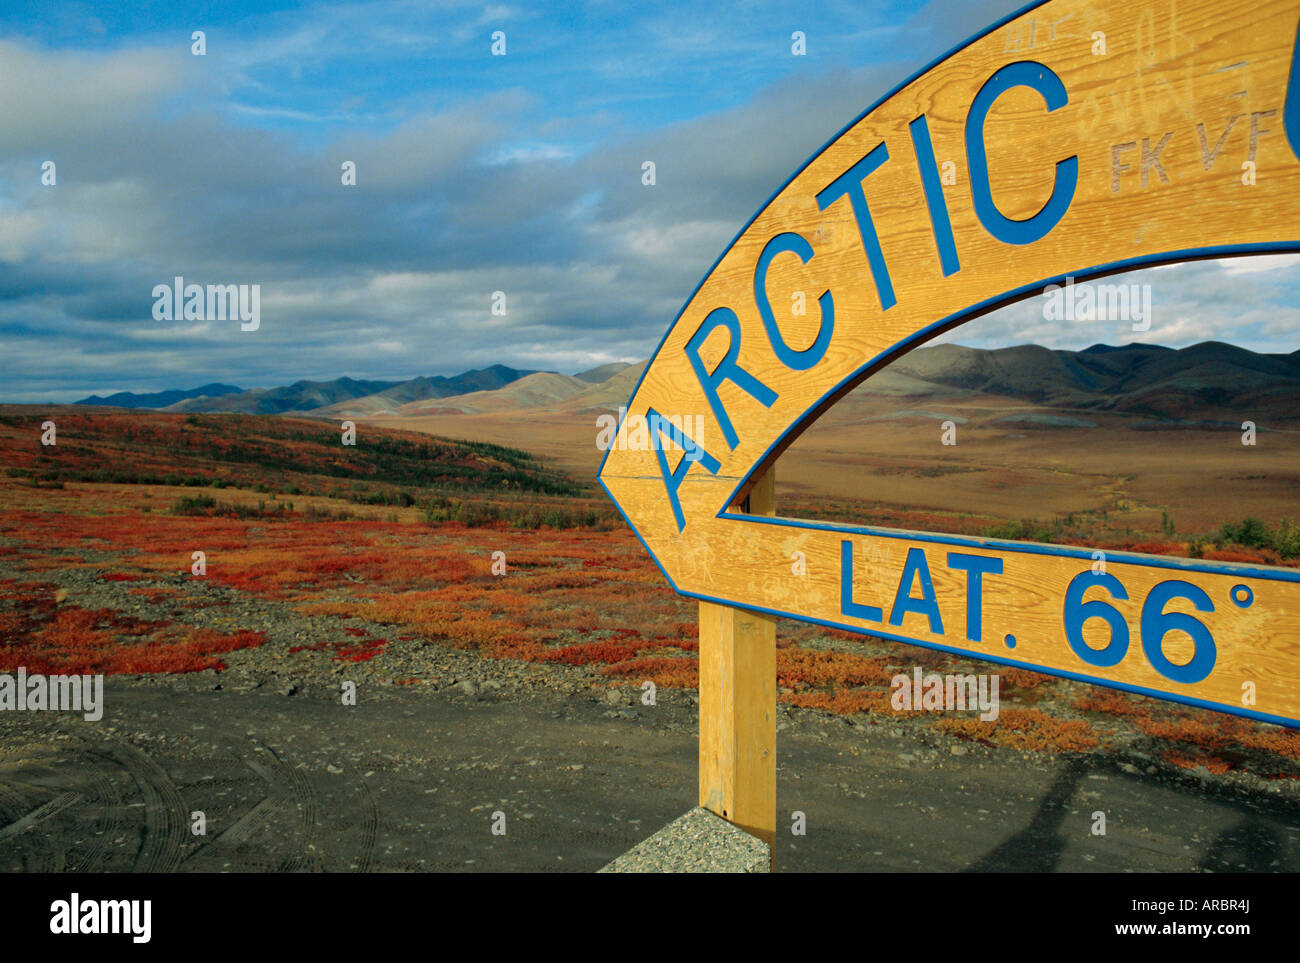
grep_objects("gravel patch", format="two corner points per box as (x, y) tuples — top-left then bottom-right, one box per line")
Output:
(599, 807), (769, 873)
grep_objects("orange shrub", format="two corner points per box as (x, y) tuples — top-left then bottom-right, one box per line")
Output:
(935, 708), (1103, 753)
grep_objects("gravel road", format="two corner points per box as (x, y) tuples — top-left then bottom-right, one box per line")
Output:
(2, 672), (1298, 872)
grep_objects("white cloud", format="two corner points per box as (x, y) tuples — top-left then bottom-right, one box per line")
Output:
(1214, 253), (1300, 275)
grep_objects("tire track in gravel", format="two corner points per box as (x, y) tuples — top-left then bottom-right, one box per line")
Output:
(353, 782), (379, 874)
(105, 741), (185, 874)
(0, 781), (77, 871)
(0, 784), (49, 873)
(0, 790), (82, 842)
(180, 744), (298, 868)
(182, 777), (274, 866)
(0, 737), (122, 871)
(71, 767), (122, 873)
(257, 743), (322, 873)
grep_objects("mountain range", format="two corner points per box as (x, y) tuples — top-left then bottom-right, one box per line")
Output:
(70, 341), (1300, 424)
(850, 341), (1300, 422)
(75, 365), (542, 414)
(74, 383), (244, 410)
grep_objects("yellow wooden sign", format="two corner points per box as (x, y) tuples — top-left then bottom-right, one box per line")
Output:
(600, 0), (1300, 730)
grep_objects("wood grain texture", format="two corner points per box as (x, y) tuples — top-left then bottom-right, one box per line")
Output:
(698, 466), (776, 848)
(601, 0), (1300, 726)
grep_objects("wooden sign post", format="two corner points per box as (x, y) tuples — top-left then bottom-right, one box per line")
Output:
(698, 467), (776, 848)
(600, 0), (1300, 852)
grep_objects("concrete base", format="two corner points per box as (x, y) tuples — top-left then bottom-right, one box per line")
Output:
(598, 806), (770, 873)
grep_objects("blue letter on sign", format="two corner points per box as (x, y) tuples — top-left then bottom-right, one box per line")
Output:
(909, 114), (961, 277)
(1286, 19), (1300, 161)
(816, 142), (896, 310)
(889, 547), (944, 635)
(753, 232), (834, 371)
(840, 540), (883, 622)
(684, 306), (778, 450)
(966, 61), (1077, 245)
(947, 552), (1002, 642)
(649, 408), (721, 532)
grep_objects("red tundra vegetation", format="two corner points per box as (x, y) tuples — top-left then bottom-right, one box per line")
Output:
(0, 407), (1297, 774)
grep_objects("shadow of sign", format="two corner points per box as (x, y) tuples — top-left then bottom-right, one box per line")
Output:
(967, 753), (1298, 873)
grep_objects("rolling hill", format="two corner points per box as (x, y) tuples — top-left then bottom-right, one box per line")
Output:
(164, 365), (541, 415)
(844, 341), (1300, 423)
(71, 366), (540, 415)
(75, 383), (244, 409)
(67, 342), (1297, 427)
(1, 407), (586, 499)
(310, 362), (643, 417)
(322, 371), (593, 417)
(344, 342), (1298, 425)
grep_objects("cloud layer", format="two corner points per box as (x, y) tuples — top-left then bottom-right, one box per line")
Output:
(0, 0), (1296, 403)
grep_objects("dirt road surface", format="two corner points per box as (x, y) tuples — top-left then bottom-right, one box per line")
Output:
(2, 676), (1297, 873)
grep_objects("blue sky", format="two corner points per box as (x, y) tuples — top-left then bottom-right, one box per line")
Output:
(0, 1), (919, 137)
(0, 0), (1297, 402)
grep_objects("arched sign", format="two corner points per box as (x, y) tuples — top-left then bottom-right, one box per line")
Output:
(599, 0), (1300, 730)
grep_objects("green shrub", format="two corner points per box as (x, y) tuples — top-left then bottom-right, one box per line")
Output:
(986, 519), (1058, 543)
(1218, 517), (1272, 549)
(171, 494), (217, 515)
(1214, 517), (1300, 559)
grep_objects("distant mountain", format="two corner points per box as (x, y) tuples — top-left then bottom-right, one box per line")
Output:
(72, 343), (1289, 426)
(564, 363), (646, 413)
(75, 383), (243, 409)
(574, 362), (636, 383)
(349, 371), (591, 417)
(164, 376), (404, 414)
(345, 362), (649, 417)
(156, 365), (540, 415)
(371, 365), (534, 404)
(313, 367), (566, 417)
(848, 341), (1300, 422)
(315, 342), (1300, 425)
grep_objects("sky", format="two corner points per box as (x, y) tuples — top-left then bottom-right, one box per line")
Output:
(0, 0), (1297, 403)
